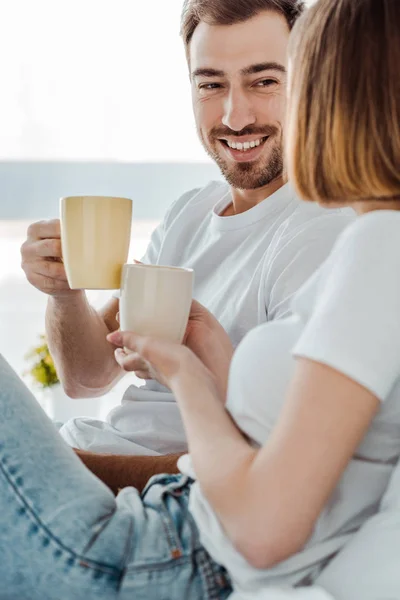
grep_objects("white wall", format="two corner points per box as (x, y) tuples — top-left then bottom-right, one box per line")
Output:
(0, 0), (207, 163)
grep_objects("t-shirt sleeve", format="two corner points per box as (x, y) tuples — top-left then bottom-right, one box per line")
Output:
(112, 221), (165, 299)
(293, 214), (400, 401)
(139, 187), (203, 265)
(265, 213), (351, 320)
(138, 221), (165, 264)
(112, 188), (202, 300)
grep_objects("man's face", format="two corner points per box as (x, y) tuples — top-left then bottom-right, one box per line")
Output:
(190, 11), (289, 190)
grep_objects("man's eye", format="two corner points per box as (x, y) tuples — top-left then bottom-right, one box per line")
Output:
(255, 79), (277, 87)
(198, 83), (222, 91)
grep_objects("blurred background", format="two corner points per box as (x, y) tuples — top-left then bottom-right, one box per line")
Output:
(0, 0), (312, 419)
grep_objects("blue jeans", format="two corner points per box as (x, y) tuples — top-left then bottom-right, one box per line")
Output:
(0, 354), (232, 600)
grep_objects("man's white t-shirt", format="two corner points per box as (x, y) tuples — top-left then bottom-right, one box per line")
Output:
(179, 210), (400, 598)
(60, 181), (352, 454)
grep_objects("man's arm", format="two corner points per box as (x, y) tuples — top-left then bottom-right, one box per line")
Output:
(44, 189), (200, 397)
(46, 295), (124, 398)
(74, 450), (183, 494)
(21, 219), (124, 399)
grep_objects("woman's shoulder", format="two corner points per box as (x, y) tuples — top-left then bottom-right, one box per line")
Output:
(314, 209), (400, 289)
(292, 210), (400, 402)
(333, 209), (400, 256)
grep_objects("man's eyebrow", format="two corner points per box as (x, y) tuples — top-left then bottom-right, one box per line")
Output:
(240, 62), (286, 76)
(192, 67), (225, 78)
(191, 63), (286, 79)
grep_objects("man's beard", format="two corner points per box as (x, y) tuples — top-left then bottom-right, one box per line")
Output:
(200, 125), (283, 190)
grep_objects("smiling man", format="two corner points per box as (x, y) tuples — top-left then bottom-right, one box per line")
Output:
(22, 0), (352, 491)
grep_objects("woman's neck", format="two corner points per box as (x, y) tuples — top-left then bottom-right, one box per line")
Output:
(353, 199), (400, 216)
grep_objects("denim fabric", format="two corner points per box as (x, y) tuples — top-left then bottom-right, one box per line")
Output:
(0, 354), (232, 600)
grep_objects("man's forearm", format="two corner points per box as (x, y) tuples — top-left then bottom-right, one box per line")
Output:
(46, 293), (121, 398)
(74, 450), (183, 494)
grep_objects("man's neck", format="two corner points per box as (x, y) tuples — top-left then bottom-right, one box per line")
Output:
(221, 175), (287, 217)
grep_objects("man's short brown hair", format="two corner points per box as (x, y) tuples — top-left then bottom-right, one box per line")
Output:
(181, 0), (306, 54)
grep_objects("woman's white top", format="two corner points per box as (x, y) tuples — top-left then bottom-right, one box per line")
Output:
(179, 210), (400, 595)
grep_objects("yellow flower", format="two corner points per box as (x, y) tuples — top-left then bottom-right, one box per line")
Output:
(24, 335), (60, 388)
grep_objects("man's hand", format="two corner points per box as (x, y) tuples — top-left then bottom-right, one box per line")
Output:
(21, 219), (74, 296)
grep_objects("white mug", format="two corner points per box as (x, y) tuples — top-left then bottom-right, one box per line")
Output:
(120, 263), (194, 343)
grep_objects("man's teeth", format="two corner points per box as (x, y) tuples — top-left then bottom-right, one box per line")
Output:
(226, 138), (264, 151)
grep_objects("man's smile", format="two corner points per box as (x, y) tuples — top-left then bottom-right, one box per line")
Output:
(218, 135), (270, 162)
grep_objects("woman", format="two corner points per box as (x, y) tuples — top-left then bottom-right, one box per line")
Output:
(1, 0), (399, 598)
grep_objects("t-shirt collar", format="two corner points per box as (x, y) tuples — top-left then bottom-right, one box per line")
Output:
(211, 182), (297, 231)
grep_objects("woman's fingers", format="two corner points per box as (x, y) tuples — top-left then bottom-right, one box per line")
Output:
(108, 330), (140, 352)
(135, 370), (152, 380)
(114, 349), (148, 372)
(107, 330), (190, 381)
(108, 331), (167, 364)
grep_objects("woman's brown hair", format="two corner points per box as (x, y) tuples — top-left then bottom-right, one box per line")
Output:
(287, 0), (400, 204)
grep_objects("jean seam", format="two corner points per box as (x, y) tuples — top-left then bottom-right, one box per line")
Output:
(158, 492), (185, 557)
(161, 475), (220, 590)
(149, 475), (193, 558)
(197, 548), (219, 600)
(80, 507), (134, 574)
(196, 548), (231, 600)
(0, 454), (122, 576)
(125, 554), (191, 573)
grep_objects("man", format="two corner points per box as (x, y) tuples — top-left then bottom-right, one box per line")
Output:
(21, 0), (352, 492)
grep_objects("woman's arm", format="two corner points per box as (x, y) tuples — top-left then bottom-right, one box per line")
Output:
(177, 358), (378, 569)
(107, 330), (379, 570)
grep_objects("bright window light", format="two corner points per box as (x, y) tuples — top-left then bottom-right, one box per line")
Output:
(0, 0), (316, 162)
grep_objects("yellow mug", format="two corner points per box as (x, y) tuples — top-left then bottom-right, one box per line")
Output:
(60, 195), (132, 289)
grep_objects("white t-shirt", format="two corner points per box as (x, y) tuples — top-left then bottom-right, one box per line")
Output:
(60, 181), (352, 454)
(179, 210), (400, 597)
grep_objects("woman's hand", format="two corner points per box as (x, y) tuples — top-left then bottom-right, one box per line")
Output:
(112, 300), (234, 399)
(107, 329), (213, 394)
(181, 300), (234, 399)
(114, 308), (153, 380)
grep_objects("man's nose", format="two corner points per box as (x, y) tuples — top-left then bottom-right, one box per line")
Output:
(222, 88), (256, 132)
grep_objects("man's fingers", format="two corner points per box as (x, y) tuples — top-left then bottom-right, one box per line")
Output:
(27, 219), (61, 241)
(22, 238), (63, 260)
(30, 260), (68, 282)
(29, 274), (71, 293)
(36, 238), (63, 259)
